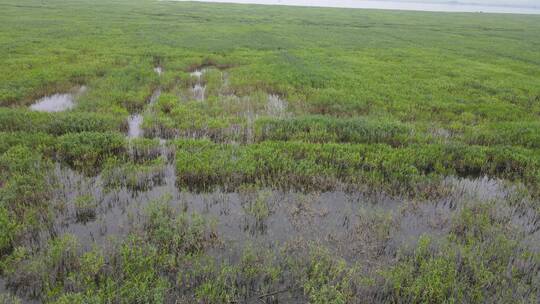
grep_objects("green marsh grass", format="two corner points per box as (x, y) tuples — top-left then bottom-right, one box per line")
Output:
(1, 0), (540, 302)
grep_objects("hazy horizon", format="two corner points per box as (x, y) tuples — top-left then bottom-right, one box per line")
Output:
(400, 0), (539, 8)
(171, 0), (540, 13)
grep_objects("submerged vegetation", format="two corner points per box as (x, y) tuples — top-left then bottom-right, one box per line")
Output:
(1, 0), (540, 302)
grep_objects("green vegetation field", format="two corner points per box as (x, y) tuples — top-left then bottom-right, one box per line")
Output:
(1, 0), (540, 303)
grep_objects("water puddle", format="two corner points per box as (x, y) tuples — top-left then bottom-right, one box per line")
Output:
(127, 114), (144, 138)
(126, 88), (162, 137)
(52, 142), (178, 247)
(149, 87), (162, 105)
(4, 158), (540, 302)
(46, 157), (539, 263)
(191, 69), (206, 101)
(124, 66), (164, 138)
(190, 70), (203, 79)
(29, 86), (86, 112)
(53, 166), (398, 260)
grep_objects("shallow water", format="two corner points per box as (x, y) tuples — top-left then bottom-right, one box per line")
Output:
(127, 114), (144, 138)
(192, 84), (206, 101)
(190, 70), (204, 79)
(50, 141), (366, 253)
(125, 69), (163, 138)
(47, 149), (539, 262)
(191, 69), (206, 101)
(149, 88), (162, 106)
(30, 93), (74, 112)
(167, 0), (540, 14)
(5, 153), (540, 302)
(29, 86), (86, 112)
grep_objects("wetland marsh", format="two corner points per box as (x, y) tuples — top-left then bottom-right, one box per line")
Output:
(1, 0), (540, 303)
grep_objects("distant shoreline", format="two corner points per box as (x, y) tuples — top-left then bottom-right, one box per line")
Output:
(395, 0), (539, 10)
(164, 0), (540, 14)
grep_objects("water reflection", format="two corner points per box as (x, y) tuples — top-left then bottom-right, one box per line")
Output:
(48, 157), (539, 263)
(29, 86), (86, 112)
(191, 69), (206, 101)
(127, 114), (144, 138)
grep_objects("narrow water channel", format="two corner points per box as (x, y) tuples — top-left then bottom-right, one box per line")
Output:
(126, 67), (163, 138)
(191, 69), (206, 101)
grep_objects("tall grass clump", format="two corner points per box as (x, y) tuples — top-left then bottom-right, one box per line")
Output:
(463, 121), (540, 148)
(55, 132), (126, 172)
(0, 132), (56, 155)
(0, 146), (53, 257)
(175, 139), (540, 193)
(255, 115), (414, 145)
(0, 108), (126, 135)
